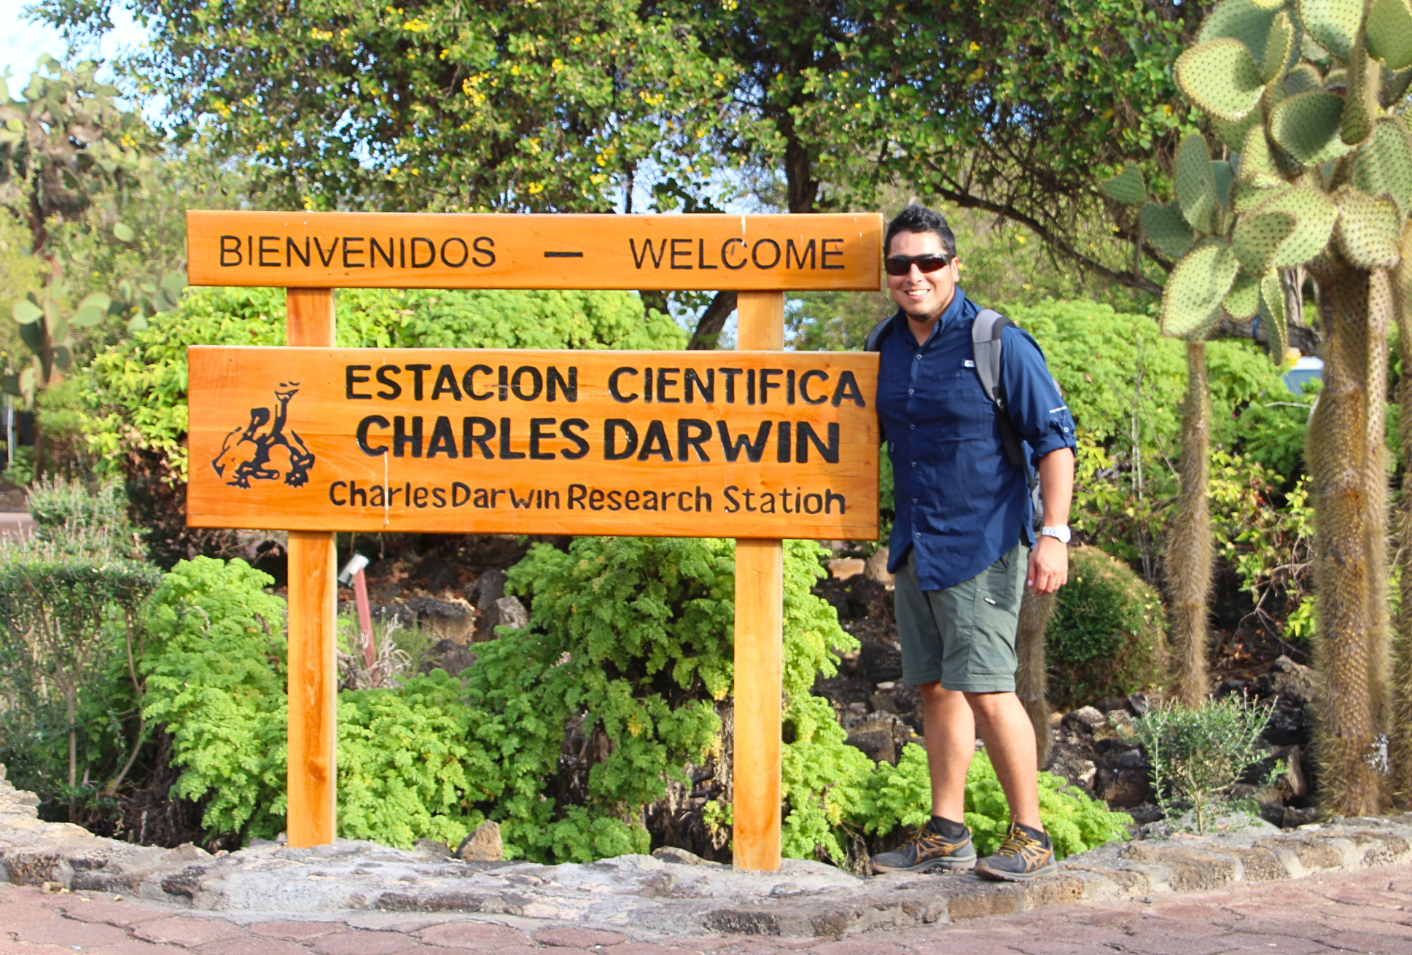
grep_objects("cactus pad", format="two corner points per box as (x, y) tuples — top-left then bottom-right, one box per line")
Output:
(1351, 117), (1412, 214)
(1099, 164), (1147, 205)
(1270, 91), (1353, 165)
(1263, 11), (1298, 81)
(1213, 110), (1265, 151)
(1341, 35), (1377, 146)
(1176, 133), (1219, 232)
(1161, 241), (1241, 339)
(1175, 39), (1267, 122)
(1258, 271), (1288, 363)
(1234, 210), (1299, 272)
(1334, 187), (1403, 268)
(1200, 0), (1281, 64)
(1213, 160), (1236, 209)
(1297, 0), (1363, 61)
(1236, 186), (1339, 269)
(1143, 201), (1195, 258)
(1224, 270), (1262, 318)
(1238, 123), (1285, 186)
(1367, 0), (1412, 70)
(1232, 180), (1287, 213)
(1284, 63), (1323, 96)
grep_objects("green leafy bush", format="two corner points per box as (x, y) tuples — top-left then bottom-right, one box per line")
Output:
(1128, 696), (1273, 834)
(27, 476), (132, 541)
(855, 743), (1131, 859)
(139, 556), (290, 838)
(1047, 545), (1168, 710)
(0, 535), (160, 795)
(76, 286), (683, 481)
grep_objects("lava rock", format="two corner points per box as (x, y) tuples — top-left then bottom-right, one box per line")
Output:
(457, 821), (503, 862)
(1096, 767), (1153, 808)
(844, 727), (896, 764)
(827, 558), (866, 580)
(1062, 706), (1107, 733)
(420, 639), (477, 677)
(865, 547), (893, 585)
(475, 595), (529, 642)
(472, 569), (508, 610)
(1095, 697), (1130, 715)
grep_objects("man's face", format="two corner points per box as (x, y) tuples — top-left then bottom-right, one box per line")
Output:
(886, 230), (960, 323)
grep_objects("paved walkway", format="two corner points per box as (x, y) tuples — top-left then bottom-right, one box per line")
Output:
(5, 864), (1412, 955)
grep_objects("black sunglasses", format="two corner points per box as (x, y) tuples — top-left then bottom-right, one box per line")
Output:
(884, 253), (953, 276)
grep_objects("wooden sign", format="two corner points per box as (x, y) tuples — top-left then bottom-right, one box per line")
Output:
(187, 347), (880, 540)
(186, 212), (883, 291)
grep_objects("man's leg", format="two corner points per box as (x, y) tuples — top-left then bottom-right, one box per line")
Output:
(919, 681), (974, 821)
(966, 690), (1041, 830)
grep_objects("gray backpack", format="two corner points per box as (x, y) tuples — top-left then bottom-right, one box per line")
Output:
(865, 308), (1028, 471)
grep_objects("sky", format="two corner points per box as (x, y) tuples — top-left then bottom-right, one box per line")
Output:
(0, 4), (148, 95)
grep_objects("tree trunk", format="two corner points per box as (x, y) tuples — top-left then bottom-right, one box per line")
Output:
(1166, 341), (1214, 707)
(64, 684), (77, 789)
(687, 291), (739, 350)
(1391, 226), (1412, 808)
(1308, 257), (1388, 816)
(1016, 589), (1055, 768)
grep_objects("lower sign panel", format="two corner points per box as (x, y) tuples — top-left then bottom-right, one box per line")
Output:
(187, 347), (880, 539)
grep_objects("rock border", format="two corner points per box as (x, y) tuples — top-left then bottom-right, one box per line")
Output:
(5, 764), (1412, 938)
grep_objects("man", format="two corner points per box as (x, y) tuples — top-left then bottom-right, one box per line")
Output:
(868, 205), (1076, 882)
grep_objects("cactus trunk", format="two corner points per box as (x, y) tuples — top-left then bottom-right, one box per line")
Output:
(1016, 588), (1055, 769)
(1392, 225), (1412, 808)
(1308, 256), (1389, 816)
(1166, 340), (1214, 708)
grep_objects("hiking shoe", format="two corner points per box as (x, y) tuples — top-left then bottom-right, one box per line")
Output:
(870, 826), (976, 874)
(974, 824), (1057, 881)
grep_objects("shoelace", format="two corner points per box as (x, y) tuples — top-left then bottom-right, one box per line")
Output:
(994, 828), (1040, 857)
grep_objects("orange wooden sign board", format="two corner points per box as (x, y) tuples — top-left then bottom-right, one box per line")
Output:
(187, 212), (883, 291)
(187, 347), (880, 539)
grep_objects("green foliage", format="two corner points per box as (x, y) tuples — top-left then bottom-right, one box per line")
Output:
(1048, 546), (1169, 710)
(139, 557), (290, 838)
(0, 534), (160, 791)
(27, 475), (131, 540)
(78, 286), (682, 482)
(855, 744), (1132, 860)
(1128, 695), (1274, 833)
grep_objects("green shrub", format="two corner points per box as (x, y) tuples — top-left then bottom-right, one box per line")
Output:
(1047, 545), (1168, 710)
(0, 536), (160, 796)
(855, 744), (1131, 859)
(28, 476), (131, 540)
(1128, 695), (1273, 834)
(77, 286), (683, 481)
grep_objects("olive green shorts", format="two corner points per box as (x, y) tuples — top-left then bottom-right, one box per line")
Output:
(895, 542), (1028, 693)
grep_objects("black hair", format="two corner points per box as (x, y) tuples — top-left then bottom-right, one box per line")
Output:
(884, 204), (957, 259)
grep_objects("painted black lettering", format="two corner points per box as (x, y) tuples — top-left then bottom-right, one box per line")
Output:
(546, 366), (577, 402)
(472, 236), (496, 266)
(511, 366), (543, 401)
(685, 368), (714, 403)
(462, 417), (495, 458)
(697, 238), (719, 269)
(637, 420), (673, 461)
(497, 365), (508, 401)
(453, 482), (471, 506)
(432, 487), (446, 508)
(832, 370), (866, 407)
(786, 369), (796, 405)
(656, 367), (680, 403)
(287, 236), (310, 267)
(644, 367), (653, 403)
(796, 422), (840, 463)
(826, 489), (846, 514)
(723, 485), (740, 512)
(370, 237), (394, 268)
(721, 238), (747, 270)
(629, 237), (668, 268)
(431, 365), (462, 400)
(393, 416), (422, 457)
(313, 236), (338, 267)
(427, 416), (458, 458)
(342, 236), (365, 267)
(499, 417), (525, 459)
(559, 418), (589, 459)
(608, 367), (639, 402)
(376, 365), (402, 400)
(786, 238), (816, 269)
(441, 237), (469, 268)
(677, 419), (711, 461)
(759, 368), (782, 404)
(568, 484), (587, 509)
(720, 367), (742, 403)
(405, 363), (432, 400)
(670, 238), (691, 269)
(821, 238), (844, 269)
(752, 238), (781, 269)
(777, 420), (791, 462)
(346, 365), (372, 400)
(329, 481), (347, 505)
(800, 369), (829, 404)
(529, 418), (557, 459)
(356, 416), (389, 455)
(220, 235), (241, 266)
(259, 235), (280, 267)
(717, 421), (772, 463)
(604, 419), (638, 460)
(411, 237), (435, 267)
(465, 365), (494, 400)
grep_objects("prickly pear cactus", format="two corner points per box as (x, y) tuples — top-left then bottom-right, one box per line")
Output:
(1099, 0), (1412, 814)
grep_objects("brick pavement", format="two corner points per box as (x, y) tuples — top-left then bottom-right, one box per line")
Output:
(7, 864), (1412, 955)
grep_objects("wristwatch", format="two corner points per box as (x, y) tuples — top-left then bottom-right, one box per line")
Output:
(1040, 525), (1071, 544)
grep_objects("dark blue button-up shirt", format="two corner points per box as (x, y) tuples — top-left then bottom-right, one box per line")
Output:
(877, 288), (1076, 592)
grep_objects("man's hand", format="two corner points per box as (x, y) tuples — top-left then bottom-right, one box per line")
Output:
(1026, 536), (1068, 594)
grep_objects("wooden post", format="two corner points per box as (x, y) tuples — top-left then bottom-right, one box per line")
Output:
(285, 288), (338, 848)
(732, 290), (785, 872)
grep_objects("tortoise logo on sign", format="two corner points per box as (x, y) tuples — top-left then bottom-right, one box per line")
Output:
(212, 381), (316, 488)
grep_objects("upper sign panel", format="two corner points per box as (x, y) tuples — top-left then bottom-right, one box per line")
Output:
(187, 212), (883, 291)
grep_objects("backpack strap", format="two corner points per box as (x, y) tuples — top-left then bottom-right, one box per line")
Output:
(864, 313), (898, 352)
(971, 309), (1028, 472)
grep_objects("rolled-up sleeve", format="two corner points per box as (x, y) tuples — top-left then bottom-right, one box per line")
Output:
(999, 326), (1077, 467)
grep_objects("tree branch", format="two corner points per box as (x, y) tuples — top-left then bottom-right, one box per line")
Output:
(687, 290), (738, 350)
